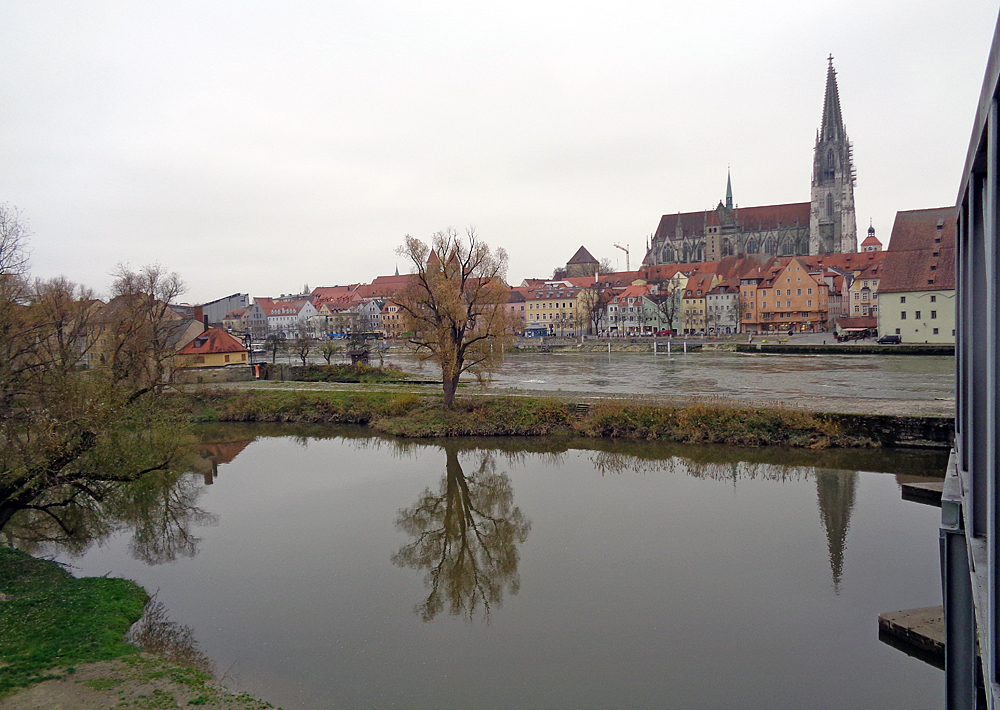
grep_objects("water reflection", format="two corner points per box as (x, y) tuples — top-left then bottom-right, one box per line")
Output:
(586, 449), (862, 591)
(126, 593), (215, 675)
(392, 445), (531, 621)
(816, 471), (858, 593)
(0, 440), (234, 564)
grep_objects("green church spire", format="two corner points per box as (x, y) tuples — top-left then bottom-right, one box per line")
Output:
(725, 168), (733, 210)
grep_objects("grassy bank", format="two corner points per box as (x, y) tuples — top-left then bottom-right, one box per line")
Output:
(0, 546), (148, 696)
(0, 547), (277, 707)
(177, 389), (881, 448)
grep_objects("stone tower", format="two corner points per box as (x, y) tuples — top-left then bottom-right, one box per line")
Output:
(810, 56), (857, 254)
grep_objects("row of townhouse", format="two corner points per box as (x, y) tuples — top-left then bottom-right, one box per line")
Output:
(235, 274), (418, 341)
(220, 205), (956, 345)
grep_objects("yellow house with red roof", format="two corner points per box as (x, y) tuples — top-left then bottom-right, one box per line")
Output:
(174, 327), (249, 369)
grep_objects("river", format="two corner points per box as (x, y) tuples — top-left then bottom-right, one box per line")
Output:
(24, 425), (949, 709)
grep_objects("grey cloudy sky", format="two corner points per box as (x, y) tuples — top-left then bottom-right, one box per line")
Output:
(1, 1), (996, 304)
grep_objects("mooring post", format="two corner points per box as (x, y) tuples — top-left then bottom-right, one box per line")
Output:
(684, 341), (687, 354)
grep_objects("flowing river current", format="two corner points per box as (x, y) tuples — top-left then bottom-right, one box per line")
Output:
(42, 425), (947, 710)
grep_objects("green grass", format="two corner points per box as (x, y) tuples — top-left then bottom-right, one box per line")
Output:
(0, 546), (148, 696)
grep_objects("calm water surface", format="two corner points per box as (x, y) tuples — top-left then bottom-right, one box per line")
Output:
(55, 426), (946, 710)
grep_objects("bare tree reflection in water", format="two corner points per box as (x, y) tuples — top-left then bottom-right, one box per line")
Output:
(126, 593), (215, 676)
(393, 446), (531, 622)
(1, 459), (217, 565)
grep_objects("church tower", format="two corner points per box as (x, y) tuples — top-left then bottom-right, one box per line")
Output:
(810, 56), (857, 254)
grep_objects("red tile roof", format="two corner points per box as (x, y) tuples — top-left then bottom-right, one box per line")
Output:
(176, 328), (247, 355)
(879, 208), (956, 293)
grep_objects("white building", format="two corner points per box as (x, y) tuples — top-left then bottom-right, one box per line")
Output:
(877, 207), (956, 343)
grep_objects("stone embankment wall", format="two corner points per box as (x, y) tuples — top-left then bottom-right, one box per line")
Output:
(172, 365), (254, 384)
(735, 344), (955, 356)
(826, 413), (954, 448)
(509, 338), (954, 355)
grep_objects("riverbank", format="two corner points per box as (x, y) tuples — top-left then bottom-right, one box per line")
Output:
(0, 547), (277, 709)
(178, 386), (954, 448)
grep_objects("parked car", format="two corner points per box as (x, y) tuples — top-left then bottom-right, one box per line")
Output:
(877, 334), (902, 344)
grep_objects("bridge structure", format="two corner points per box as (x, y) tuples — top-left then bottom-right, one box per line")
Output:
(942, 9), (1000, 708)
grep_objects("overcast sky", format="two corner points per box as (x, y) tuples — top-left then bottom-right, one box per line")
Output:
(1, 2), (997, 304)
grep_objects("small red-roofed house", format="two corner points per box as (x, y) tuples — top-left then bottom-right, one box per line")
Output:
(174, 327), (249, 369)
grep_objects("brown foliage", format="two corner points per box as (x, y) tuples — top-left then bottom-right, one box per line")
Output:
(396, 228), (520, 406)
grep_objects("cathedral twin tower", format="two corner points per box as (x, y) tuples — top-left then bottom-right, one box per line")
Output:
(650, 57), (858, 265)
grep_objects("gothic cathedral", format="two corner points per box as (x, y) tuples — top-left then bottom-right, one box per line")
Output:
(648, 57), (858, 265)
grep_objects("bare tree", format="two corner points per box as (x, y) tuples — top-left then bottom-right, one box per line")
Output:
(598, 258), (615, 275)
(319, 340), (342, 364)
(577, 287), (611, 335)
(265, 328), (284, 364)
(292, 333), (312, 366)
(396, 228), (519, 407)
(1, 210), (187, 534)
(649, 289), (681, 334)
(104, 264), (186, 389)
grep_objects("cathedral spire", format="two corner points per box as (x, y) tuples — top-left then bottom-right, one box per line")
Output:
(725, 168), (733, 210)
(820, 54), (844, 143)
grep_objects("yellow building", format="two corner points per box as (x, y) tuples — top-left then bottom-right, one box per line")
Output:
(681, 273), (717, 334)
(174, 327), (248, 369)
(524, 280), (585, 336)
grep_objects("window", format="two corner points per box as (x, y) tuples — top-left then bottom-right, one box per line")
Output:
(915, 311), (921, 319)
(807, 300), (813, 307)
(896, 328), (901, 335)
(808, 288), (813, 295)
(933, 328), (939, 335)
(931, 311), (937, 319)
(900, 296), (906, 303)
(797, 289), (802, 296)
(901, 311), (907, 320)
(854, 305), (860, 313)
(786, 300), (791, 308)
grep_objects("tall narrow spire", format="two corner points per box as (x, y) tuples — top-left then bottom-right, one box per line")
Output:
(725, 168), (733, 210)
(810, 54), (857, 255)
(820, 54), (844, 143)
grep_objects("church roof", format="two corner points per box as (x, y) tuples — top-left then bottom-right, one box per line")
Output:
(567, 246), (598, 265)
(860, 233), (882, 247)
(654, 202), (809, 240)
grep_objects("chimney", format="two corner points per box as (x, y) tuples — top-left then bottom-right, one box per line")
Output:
(203, 315), (209, 332)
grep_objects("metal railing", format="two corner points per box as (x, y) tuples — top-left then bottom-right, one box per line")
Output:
(943, 9), (1000, 708)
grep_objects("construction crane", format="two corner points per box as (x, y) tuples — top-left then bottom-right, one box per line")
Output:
(614, 243), (630, 271)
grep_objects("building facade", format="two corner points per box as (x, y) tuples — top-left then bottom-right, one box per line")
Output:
(877, 207), (956, 343)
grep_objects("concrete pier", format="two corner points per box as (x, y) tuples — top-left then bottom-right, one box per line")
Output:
(878, 606), (946, 669)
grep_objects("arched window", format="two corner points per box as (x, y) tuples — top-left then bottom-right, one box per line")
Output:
(827, 149), (835, 169)
(826, 193), (834, 218)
